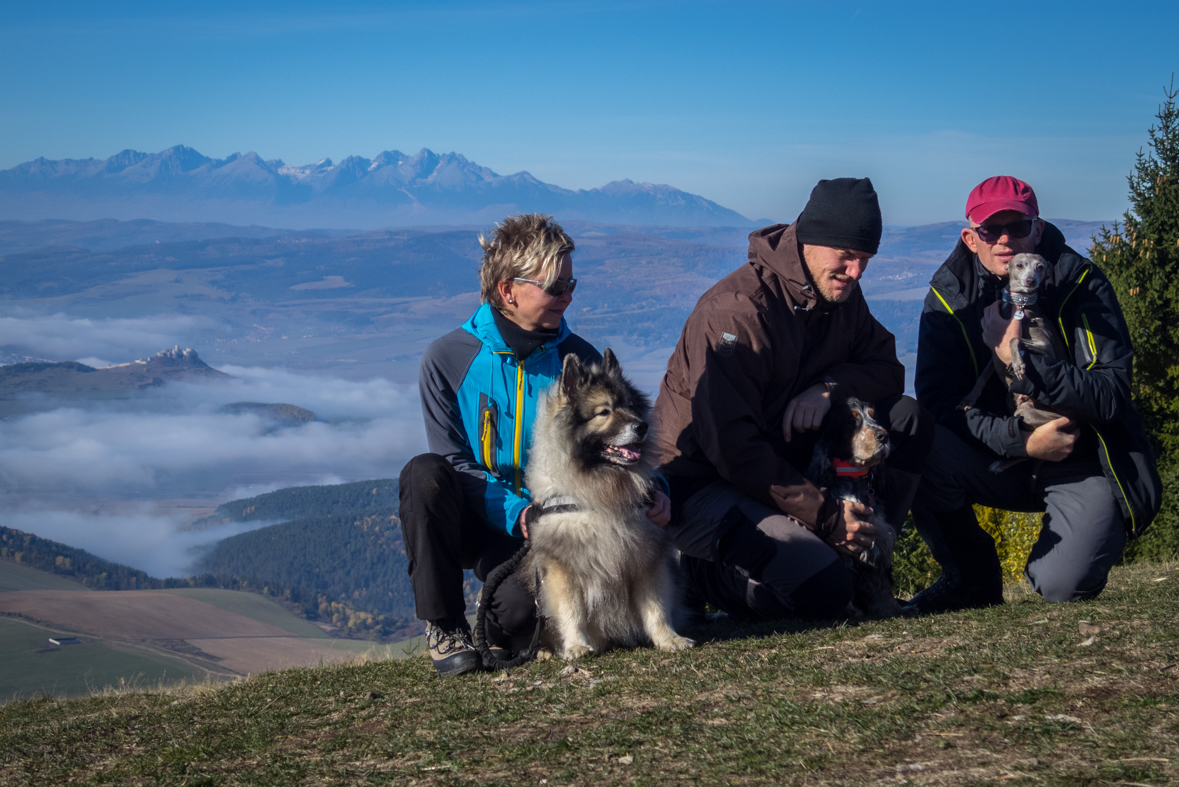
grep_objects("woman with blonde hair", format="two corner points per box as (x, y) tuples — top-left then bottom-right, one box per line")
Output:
(399, 214), (606, 676)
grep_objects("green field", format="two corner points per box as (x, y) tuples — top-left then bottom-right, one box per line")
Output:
(0, 618), (216, 702)
(157, 588), (330, 638)
(0, 560), (87, 592)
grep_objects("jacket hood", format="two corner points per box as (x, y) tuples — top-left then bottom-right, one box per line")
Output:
(747, 222), (824, 312)
(929, 221), (1080, 309)
(461, 302), (571, 354)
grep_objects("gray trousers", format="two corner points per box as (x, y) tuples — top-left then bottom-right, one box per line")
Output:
(916, 425), (1126, 602)
(669, 481), (847, 620)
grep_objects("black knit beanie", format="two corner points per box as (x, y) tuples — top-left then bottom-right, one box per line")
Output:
(795, 177), (882, 255)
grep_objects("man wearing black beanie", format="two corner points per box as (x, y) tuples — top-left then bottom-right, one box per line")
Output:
(650, 178), (932, 622)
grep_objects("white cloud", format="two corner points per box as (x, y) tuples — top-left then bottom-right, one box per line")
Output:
(169, 364), (421, 421)
(0, 311), (218, 363)
(0, 506), (280, 579)
(0, 401), (425, 495)
(0, 363), (429, 576)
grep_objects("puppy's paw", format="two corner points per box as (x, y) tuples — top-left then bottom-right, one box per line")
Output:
(655, 634), (695, 652)
(561, 643), (593, 660)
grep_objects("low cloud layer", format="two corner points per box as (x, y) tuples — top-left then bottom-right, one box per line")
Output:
(0, 507), (279, 580)
(0, 311), (217, 363)
(0, 362), (427, 578)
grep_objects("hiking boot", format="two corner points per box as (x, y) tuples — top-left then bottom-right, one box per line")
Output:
(904, 574), (1004, 615)
(425, 620), (481, 677)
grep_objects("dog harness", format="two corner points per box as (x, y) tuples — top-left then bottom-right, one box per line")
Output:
(1002, 288), (1038, 320)
(535, 496), (580, 516)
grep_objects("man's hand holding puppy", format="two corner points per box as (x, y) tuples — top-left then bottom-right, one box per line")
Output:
(980, 300), (1079, 462)
(781, 383), (876, 555)
(827, 500), (877, 556)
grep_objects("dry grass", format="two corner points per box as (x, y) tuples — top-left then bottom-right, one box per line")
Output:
(2, 561), (1179, 786)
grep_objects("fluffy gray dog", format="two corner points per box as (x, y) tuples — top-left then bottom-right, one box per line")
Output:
(521, 349), (694, 660)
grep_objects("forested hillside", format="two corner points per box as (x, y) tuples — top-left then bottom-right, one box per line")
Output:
(193, 478), (398, 528)
(195, 511), (420, 631)
(1, 527), (168, 591)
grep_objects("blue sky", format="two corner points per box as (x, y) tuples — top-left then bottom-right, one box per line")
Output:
(1, 0), (1175, 225)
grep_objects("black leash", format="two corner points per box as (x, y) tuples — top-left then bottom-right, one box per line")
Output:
(474, 491), (652, 670)
(474, 539), (541, 671)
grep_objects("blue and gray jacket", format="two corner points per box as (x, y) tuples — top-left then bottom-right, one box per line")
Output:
(418, 302), (601, 536)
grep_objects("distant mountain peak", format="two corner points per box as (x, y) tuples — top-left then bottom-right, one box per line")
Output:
(0, 146), (757, 229)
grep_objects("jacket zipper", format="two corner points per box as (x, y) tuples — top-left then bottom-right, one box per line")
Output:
(513, 358), (526, 495)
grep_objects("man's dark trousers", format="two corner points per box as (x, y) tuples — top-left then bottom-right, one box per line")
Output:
(679, 393), (933, 620)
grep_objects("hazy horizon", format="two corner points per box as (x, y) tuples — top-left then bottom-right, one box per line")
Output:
(2, 2), (1176, 225)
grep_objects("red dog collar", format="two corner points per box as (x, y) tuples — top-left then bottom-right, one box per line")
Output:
(833, 458), (870, 478)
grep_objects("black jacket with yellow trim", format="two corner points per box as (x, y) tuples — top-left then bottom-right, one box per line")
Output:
(915, 221), (1162, 536)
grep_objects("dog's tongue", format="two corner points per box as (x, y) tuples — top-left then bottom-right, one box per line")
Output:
(604, 444), (642, 463)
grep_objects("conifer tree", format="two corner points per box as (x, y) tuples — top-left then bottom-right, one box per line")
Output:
(1091, 78), (1179, 462)
(1092, 78), (1179, 560)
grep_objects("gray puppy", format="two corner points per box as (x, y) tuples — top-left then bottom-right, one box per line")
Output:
(960, 252), (1070, 472)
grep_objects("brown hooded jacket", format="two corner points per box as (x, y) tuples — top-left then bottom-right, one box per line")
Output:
(651, 222), (904, 536)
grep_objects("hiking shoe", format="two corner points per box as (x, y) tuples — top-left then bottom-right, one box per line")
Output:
(425, 621), (481, 677)
(904, 575), (1003, 616)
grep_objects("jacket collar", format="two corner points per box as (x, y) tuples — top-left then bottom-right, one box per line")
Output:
(929, 221), (1083, 311)
(461, 302), (570, 355)
(746, 222), (833, 313)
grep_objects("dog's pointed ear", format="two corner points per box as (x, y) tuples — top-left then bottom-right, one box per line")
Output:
(560, 353), (582, 400)
(602, 347), (620, 377)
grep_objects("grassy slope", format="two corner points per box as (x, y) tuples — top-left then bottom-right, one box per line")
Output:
(0, 619), (212, 703)
(0, 560), (87, 592)
(2, 569), (411, 699)
(156, 588), (330, 639)
(3, 562), (1179, 786)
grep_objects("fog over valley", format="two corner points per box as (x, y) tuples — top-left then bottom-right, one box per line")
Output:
(0, 353), (425, 577)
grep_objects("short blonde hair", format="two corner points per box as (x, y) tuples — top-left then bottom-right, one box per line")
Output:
(479, 214), (575, 310)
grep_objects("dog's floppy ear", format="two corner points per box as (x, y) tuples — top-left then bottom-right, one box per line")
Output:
(602, 347), (621, 378)
(560, 353), (583, 400)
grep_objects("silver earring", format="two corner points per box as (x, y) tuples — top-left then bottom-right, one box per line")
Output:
(508, 298), (516, 305)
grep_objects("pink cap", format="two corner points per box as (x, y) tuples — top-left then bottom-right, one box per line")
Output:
(965, 176), (1039, 223)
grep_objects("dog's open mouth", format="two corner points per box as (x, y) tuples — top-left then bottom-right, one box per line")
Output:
(601, 443), (642, 465)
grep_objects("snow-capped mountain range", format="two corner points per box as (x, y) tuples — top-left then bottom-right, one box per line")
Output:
(0, 146), (756, 229)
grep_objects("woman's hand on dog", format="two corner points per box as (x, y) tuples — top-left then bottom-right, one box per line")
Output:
(782, 382), (832, 442)
(981, 301), (1020, 365)
(518, 505), (531, 539)
(826, 499), (877, 556)
(645, 491), (671, 528)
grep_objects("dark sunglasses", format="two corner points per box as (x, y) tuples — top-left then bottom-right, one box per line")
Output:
(513, 277), (578, 296)
(972, 219), (1037, 243)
